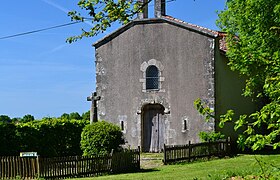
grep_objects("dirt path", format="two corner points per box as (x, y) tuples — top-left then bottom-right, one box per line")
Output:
(140, 153), (164, 169)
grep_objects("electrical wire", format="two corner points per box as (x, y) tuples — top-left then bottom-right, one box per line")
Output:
(0, 0), (177, 40)
(0, 21), (82, 40)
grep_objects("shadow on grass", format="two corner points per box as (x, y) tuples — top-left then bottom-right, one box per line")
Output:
(239, 145), (280, 155)
(138, 168), (160, 173)
(164, 155), (236, 166)
(111, 168), (160, 175)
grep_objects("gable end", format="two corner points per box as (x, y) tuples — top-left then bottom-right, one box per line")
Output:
(93, 18), (219, 49)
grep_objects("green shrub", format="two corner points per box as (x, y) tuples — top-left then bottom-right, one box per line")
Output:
(81, 121), (125, 156)
(199, 131), (225, 142)
(0, 122), (18, 155)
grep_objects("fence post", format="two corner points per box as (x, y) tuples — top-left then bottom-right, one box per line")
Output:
(163, 144), (166, 165)
(110, 149), (114, 172)
(76, 156), (81, 177)
(208, 140), (211, 159)
(110, 149), (114, 156)
(36, 155), (40, 178)
(227, 137), (231, 156)
(188, 141), (191, 162)
(137, 146), (140, 169)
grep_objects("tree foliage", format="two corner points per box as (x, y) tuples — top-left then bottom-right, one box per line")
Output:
(216, 0), (280, 150)
(0, 115), (11, 123)
(60, 113), (70, 120)
(22, 114), (35, 123)
(67, 0), (151, 43)
(82, 110), (90, 120)
(69, 112), (82, 120)
(199, 131), (225, 142)
(60, 112), (83, 120)
(0, 122), (18, 155)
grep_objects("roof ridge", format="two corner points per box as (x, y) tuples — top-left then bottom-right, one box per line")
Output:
(163, 15), (219, 35)
(162, 15), (227, 52)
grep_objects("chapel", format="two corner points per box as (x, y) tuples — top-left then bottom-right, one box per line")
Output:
(91, 0), (255, 152)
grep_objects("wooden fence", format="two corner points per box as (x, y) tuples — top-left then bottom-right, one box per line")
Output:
(163, 139), (231, 164)
(111, 148), (140, 173)
(0, 147), (140, 179)
(0, 156), (38, 179)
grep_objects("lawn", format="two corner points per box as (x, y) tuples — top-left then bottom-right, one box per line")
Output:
(72, 154), (280, 180)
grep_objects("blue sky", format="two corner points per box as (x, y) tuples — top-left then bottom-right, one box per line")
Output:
(0, 0), (226, 119)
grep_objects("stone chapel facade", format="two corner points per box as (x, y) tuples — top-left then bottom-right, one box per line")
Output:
(92, 0), (255, 152)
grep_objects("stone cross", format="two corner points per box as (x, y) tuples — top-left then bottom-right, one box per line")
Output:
(87, 92), (101, 124)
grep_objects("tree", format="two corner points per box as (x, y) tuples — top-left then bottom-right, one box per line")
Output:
(60, 113), (70, 120)
(67, 0), (151, 43)
(22, 114), (35, 123)
(61, 112), (82, 120)
(0, 115), (11, 123)
(69, 112), (82, 120)
(0, 122), (18, 155)
(11, 117), (22, 123)
(216, 0), (280, 150)
(82, 111), (90, 120)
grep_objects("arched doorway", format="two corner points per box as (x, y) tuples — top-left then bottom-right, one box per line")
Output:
(142, 104), (165, 152)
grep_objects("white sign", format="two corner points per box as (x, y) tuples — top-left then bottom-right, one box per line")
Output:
(20, 152), (38, 157)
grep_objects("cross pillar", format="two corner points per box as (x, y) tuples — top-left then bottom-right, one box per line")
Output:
(87, 92), (101, 124)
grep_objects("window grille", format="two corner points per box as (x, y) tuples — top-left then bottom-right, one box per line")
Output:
(146, 65), (159, 90)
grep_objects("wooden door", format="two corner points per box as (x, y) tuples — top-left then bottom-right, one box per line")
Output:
(142, 104), (164, 152)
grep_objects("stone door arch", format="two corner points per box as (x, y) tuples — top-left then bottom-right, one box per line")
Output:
(142, 104), (165, 152)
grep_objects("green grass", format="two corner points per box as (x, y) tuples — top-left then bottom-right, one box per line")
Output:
(72, 154), (280, 180)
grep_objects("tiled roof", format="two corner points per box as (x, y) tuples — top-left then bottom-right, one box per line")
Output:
(163, 15), (227, 52)
(217, 32), (227, 52)
(163, 15), (219, 35)
(93, 15), (227, 52)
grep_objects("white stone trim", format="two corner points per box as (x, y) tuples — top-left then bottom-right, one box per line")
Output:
(181, 117), (190, 133)
(118, 115), (127, 134)
(140, 59), (165, 92)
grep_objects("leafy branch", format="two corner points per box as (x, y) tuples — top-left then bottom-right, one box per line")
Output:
(67, 0), (152, 43)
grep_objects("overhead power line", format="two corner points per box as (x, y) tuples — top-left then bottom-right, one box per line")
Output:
(1, 0), (177, 40)
(0, 21), (82, 40)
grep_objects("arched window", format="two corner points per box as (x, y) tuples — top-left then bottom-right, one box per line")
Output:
(146, 65), (159, 90)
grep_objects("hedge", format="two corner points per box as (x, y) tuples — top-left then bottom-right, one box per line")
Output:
(0, 118), (89, 157)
